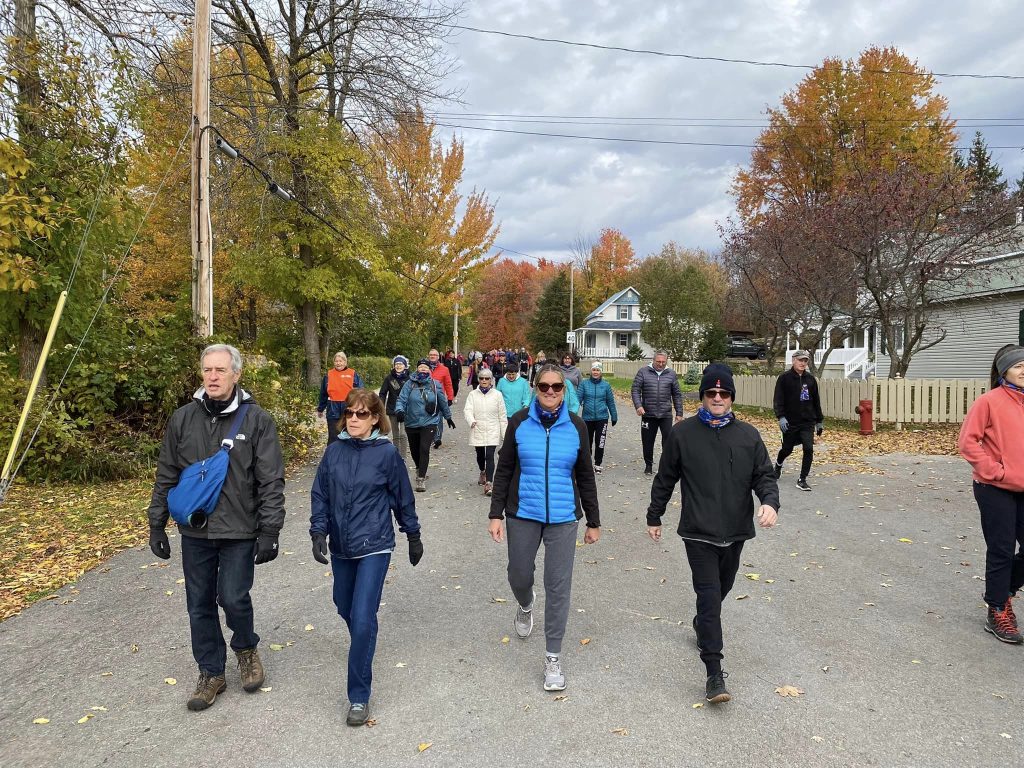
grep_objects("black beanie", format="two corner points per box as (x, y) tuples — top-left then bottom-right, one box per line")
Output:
(699, 363), (736, 400)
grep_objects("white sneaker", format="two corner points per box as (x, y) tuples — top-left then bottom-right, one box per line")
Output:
(514, 591), (535, 638)
(543, 655), (565, 691)
(594, 465), (602, 474)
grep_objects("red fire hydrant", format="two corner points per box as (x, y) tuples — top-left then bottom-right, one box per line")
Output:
(855, 399), (874, 436)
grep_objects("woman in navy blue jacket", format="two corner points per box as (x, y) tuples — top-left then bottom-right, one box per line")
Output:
(488, 364), (601, 693)
(310, 389), (422, 727)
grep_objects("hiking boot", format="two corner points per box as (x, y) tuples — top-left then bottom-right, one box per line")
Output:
(774, 463), (783, 479)
(433, 440), (442, 449)
(236, 647), (264, 692)
(692, 616), (703, 653)
(796, 478), (811, 492)
(415, 476), (425, 493)
(644, 464), (654, 476)
(478, 471), (486, 485)
(346, 702), (370, 726)
(483, 482), (492, 497)
(543, 655), (566, 691)
(515, 591), (535, 638)
(594, 465), (602, 474)
(187, 672), (226, 711)
(706, 671), (731, 703)
(986, 602), (1024, 644)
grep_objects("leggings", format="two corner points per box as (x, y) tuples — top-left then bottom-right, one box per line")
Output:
(475, 445), (497, 482)
(405, 425), (436, 478)
(975, 481), (1024, 608)
(585, 420), (609, 466)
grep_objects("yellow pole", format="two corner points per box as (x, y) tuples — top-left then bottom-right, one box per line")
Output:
(1, 290), (68, 487)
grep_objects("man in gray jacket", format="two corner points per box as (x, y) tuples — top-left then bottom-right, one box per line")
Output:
(148, 344), (286, 712)
(631, 351), (684, 475)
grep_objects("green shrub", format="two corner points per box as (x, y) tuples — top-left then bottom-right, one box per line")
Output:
(242, 360), (319, 466)
(625, 344), (645, 361)
(348, 356), (394, 389)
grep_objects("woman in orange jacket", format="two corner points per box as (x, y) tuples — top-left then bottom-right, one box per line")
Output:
(318, 352), (364, 444)
(958, 344), (1024, 644)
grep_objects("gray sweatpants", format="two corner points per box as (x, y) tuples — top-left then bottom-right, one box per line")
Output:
(505, 516), (579, 655)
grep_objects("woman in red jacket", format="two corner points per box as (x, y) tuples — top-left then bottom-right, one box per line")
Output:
(958, 344), (1024, 644)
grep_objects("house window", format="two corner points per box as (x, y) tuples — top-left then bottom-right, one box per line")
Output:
(880, 323), (905, 355)
(618, 333), (629, 348)
(617, 305), (630, 320)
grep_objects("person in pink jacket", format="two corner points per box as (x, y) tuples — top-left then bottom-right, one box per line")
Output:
(958, 344), (1024, 644)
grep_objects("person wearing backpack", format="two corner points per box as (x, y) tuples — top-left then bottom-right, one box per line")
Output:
(395, 359), (455, 492)
(147, 344), (286, 712)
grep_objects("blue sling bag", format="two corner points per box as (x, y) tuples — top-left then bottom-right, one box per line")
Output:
(167, 404), (250, 528)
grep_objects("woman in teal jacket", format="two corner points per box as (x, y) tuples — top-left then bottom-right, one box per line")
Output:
(395, 359), (455, 492)
(576, 361), (618, 473)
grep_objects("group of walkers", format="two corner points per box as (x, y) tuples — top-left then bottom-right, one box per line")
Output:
(146, 340), (1024, 727)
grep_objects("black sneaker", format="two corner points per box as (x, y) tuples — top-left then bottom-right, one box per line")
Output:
(773, 463), (783, 479)
(796, 478), (811, 492)
(644, 465), (654, 476)
(433, 440), (442, 449)
(705, 671), (731, 704)
(346, 702), (370, 726)
(986, 602), (1024, 644)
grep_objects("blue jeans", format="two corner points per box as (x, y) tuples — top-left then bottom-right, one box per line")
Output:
(180, 535), (259, 675)
(332, 553), (391, 704)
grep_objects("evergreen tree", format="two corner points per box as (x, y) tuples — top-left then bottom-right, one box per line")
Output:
(965, 131), (1007, 201)
(527, 271), (572, 354)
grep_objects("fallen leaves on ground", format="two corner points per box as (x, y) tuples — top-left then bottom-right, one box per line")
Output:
(164, 678), (177, 685)
(775, 685), (805, 698)
(0, 478), (151, 621)
(32, 718), (49, 725)
(417, 742), (433, 752)
(611, 727), (629, 736)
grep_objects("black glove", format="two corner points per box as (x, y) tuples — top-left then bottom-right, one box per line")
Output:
(311, 533), (329, 564)
(446, 418), (456, 430)
(149, 526), (171, 560)
(447, 399), (453, 407)
(395, 412), (405, 423)
(408, 533), (423, 566)
(816, 422), (824, 437)
(611, 420), (617, 427)
(254, 533), (279, 565)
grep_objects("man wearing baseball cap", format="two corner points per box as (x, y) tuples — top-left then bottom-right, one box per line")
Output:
(646, 363), (779, 704)
(772, 350), (824, 491)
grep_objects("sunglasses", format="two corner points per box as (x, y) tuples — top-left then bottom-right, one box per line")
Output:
(536, 382), (565, 393)
(345, 409), (373, 420)
(704, 389), (732, 399)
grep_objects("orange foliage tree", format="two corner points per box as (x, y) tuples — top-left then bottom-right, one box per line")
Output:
(469, 257), (559, 350)
(572, 228), (636, 316)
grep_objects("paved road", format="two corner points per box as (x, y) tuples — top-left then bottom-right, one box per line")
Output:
(1, 397), (1020, 767)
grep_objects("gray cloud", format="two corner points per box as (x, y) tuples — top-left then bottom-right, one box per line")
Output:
(440, 1), (1024, 261)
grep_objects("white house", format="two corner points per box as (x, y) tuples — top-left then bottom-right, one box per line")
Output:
(572, 286), (656, 359)
(788, 250), (1024, 379)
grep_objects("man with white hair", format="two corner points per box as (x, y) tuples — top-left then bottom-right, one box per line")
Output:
(147, 344), (286, 712)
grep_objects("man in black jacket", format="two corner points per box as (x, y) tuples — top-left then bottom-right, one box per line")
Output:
(630, 351), (684, 475)
(147, 344), (286, 712)
(772, 350), (824, 491)
(647, 363), (779, 704)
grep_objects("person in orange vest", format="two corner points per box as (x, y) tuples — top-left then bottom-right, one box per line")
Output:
(318, 352), (364, 443)
(427, 348), (455, 448)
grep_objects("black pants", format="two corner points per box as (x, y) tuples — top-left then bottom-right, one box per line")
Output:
(684, 539), (744, 676)
(640, 416), (672, 468)
(975, 481), (1024, 608)
(406, 425), (436, 478)
(327, 417), (342, 444)
(475, 445), (497, 482)
(776, 426), (814, 480)
(586, 420), (609, 466)
(180, 536), (259, 676)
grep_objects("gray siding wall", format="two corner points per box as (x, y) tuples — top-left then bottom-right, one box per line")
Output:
(875, 294), (1023, 379)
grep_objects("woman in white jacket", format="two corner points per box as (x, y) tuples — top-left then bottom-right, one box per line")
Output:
(464, 368), (508, 495)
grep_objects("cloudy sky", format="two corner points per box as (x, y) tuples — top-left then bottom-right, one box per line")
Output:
(435, 0), (1024, 264)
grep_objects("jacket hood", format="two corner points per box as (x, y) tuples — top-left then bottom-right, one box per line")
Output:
(338, 430), (392, 444)
(193, 386), (253, 414)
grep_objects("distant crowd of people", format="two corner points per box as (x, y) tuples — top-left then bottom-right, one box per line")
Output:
(145, 340), (1024, 726)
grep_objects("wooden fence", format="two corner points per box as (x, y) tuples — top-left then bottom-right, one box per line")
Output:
(734, 375), (990, 425)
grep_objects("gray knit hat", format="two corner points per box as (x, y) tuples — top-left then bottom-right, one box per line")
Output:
(996, 346), (1024, 376)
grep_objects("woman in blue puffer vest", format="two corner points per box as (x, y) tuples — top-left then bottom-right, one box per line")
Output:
(576, 360), (618, 474)
(310, 389), (422, 727)
(488, 364), (601, 693)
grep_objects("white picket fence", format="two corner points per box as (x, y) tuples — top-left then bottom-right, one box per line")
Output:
(595, 359), (709, 379)
(734, 375), (990, 424)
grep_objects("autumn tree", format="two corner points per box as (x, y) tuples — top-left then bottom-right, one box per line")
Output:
(633, 244), (727, 361)
(571, 228), (636, 317)
(366, 107), (499, 333)
(733, 46), (957, 221)
(469, 257), (557, 350)
(528, 269), (572, 355)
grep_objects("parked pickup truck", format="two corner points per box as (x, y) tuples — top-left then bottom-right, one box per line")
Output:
(726, 336), (768, 360)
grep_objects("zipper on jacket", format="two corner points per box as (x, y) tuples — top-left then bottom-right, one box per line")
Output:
(544, 425), (552, 523)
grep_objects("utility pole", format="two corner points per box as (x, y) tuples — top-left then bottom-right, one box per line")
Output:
(453, 285), (463, 355)
(568, 263), (574, 333)
(190, 0), (212, 337)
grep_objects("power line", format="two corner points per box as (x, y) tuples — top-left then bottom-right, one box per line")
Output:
(446, 24), (1024, 81)
(424, 111), (1024, 123)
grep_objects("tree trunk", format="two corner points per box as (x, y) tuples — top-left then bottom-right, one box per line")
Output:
(18, 319), (45, 384)
(302, 299), (321, 387)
